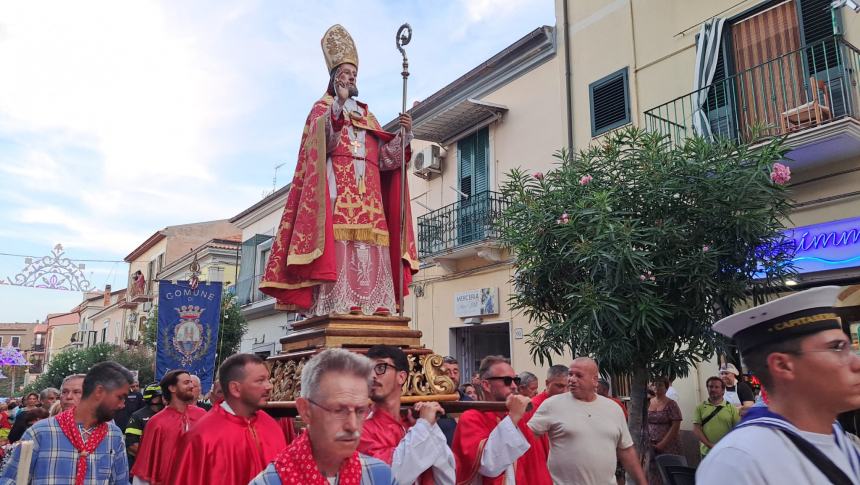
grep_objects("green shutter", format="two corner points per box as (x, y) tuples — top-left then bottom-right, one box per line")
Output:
(458, 128), (490, 197)
(473, 128), (489, 195)
(458, 136), (474, 197)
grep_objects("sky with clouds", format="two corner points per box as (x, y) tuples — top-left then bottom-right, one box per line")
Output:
(0, 0), (555, 322)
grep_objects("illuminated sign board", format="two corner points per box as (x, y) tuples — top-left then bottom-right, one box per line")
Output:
(787, 216), (860, 274)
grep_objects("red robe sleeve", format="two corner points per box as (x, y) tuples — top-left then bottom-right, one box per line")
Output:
(513, 414), (552, 485)
(452, 410), (503, 485)
(358, 410), (435, 485)
(453, 410), (552, 485)
(357, 412), (399, 465)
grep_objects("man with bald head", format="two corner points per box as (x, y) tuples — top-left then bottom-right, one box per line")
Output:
(529, 358), (647, 485)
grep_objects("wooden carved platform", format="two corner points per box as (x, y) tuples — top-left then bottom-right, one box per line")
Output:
(266, 313), (458, 404)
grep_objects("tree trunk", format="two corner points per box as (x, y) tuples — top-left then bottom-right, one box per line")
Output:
(627, 366), (650, 453)
(626, 365), (650, 484)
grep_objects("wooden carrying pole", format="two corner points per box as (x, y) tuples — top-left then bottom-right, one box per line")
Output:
(265, 399), (508, 418)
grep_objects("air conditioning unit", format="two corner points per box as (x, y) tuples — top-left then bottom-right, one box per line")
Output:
(142, 301), (153, 312)
(413, 145), (444, 179)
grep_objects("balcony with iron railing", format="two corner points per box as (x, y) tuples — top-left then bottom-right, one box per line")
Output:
(644, 36), (860, 165)
(417, 190), (508, 263)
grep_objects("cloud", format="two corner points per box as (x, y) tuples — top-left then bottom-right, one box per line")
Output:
(0, 0), (555, 322)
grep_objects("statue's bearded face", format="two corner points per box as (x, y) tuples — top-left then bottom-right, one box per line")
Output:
(334, 63), (359, 98)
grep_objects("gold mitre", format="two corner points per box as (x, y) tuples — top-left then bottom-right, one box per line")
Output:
(321, 24), (359, 72)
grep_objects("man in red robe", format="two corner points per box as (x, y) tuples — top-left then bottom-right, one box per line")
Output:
(260, 24), (418, 316)
(131, 369), (206, 485)
(358, 345), (455, 485)
(452, 356), (552, 485)
(167, 354), (286, 485)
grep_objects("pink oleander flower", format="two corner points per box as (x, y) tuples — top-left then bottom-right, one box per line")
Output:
(533, 172), (544, 180)
(770, 163), (791, 185)
(579, 174), (593, 186)
(702, 245), (710, 252)
(640, 270), (655, 282)
(639, 274), (647, 281)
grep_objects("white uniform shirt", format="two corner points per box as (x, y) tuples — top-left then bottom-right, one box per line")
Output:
(391, 418), (455, 485)
(468, 416), (529, 485)
(697, 425), (860, 485)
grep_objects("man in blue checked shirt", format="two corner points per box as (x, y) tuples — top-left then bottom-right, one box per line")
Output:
(0, 361), (133, 485)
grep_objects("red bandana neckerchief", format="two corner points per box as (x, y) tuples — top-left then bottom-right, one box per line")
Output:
(274, 432), (362, 485)
(56, 408), (109, 485)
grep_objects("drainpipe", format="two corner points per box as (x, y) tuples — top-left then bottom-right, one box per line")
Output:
(562, 0), (574, 152)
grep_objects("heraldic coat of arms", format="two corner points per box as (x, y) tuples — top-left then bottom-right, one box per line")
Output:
(169, 305), (211, 366)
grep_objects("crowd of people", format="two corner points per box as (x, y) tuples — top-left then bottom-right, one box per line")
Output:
(0, 285), (858, 484)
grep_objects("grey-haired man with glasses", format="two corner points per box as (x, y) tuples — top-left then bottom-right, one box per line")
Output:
(250, 348), (395, 485)
(358, 345), (455, 485)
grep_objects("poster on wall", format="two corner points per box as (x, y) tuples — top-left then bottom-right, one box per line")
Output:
(455, 288), (499, 318)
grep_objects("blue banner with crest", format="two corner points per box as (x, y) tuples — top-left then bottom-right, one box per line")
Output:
(156, 280), (222, 394)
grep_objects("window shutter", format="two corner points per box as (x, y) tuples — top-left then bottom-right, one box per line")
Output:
(799, 0), (838, 74)
(236, 236), (259, 304)
(473, 128), (489, 195)
(458, 136), (474, 198)
(590, 68), (631, 136)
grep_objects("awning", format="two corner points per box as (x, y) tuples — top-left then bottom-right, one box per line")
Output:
(413, 98), (508, 145)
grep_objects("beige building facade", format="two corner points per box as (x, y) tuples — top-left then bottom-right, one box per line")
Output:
(390, 0), (860, 451)
(44, 311), (79, 368)
(384, 26), (568, 382)
(558, 0), (860, 458)
(120, 219), (240, 346)
(230, 186), (303, 357)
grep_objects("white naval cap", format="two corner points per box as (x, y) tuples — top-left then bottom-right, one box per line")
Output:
(713, 286), (845, 353)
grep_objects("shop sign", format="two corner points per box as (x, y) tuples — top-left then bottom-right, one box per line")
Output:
(786, 216), (860, 274)
(455, 288), (499, 318)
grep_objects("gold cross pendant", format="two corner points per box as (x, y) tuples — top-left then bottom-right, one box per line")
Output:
(349, 139), (361, 155)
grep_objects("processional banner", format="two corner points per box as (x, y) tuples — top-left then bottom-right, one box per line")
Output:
(156, 281), (222, 394)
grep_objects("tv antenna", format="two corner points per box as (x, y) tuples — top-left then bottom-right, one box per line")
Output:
(273, 162), (287, 193)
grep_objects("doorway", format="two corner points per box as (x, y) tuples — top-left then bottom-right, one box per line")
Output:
(450, 322), (511, 387)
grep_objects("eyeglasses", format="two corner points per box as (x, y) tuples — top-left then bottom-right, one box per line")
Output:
(373, 363), (404, 376)
(788, 340), (856, 362)
(307, 398), (370, 421)
(485, 376), (521, 386)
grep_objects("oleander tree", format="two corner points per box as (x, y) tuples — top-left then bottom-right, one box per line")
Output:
(499, 127), (796, 452)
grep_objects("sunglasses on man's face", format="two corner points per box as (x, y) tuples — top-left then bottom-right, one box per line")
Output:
(485, 376), (521, 386)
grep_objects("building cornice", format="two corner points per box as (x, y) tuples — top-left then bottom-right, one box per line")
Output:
(124, 231), (166, 262)
(382, 25), (557, 135)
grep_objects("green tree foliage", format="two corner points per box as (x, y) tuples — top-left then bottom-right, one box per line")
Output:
(499, 128), (795, 450)
(140, 291), (247, 370)
(23, 343), (154, 395)
(215, 293), (248, 369)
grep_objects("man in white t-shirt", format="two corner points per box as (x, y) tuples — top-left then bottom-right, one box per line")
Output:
(697, 286), (860, 485)
(528, 357), (647, 485)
